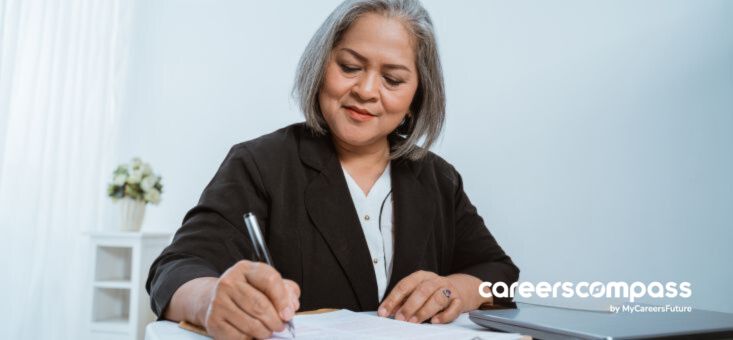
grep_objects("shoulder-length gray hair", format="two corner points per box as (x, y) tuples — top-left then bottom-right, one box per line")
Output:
(293, 0), (445, 161)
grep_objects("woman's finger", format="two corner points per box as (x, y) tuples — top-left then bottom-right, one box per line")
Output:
(283, 279), (301, 311)
(211, 318), (252, 340)
(230, 310), (272, 339)
(430, 298), (463, 324)
(379, 271), (435, 317)
(412, 287), (453, 323)
(394, 279), (441, 322)
(231, 280), (286, 333)
(243, 262), (295, 321)
(210, 290), (271, 339)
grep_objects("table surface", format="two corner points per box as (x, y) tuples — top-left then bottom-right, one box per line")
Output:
(145, 312), (520, 340)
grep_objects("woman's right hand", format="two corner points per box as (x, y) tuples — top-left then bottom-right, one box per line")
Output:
(202, 260), (300, 339)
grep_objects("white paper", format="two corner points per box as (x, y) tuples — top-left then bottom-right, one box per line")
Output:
(269, 310), (521, 340)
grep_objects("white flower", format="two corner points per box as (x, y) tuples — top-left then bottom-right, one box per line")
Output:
(127, 169), (143, 184)
(131, 157), (143, 169)
(144, 188), (161, 205)
(141, 175), (157, 192)
(109, 157), (163, 203)
(114, 164), (128, 175)
(142, 163), (153, 176)
(113, 173), (127, 186)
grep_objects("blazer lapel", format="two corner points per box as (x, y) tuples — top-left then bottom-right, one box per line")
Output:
(386, 157), (436, 296)
(300, 130), (379, 310)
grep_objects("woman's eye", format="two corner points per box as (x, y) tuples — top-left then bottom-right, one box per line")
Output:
(384, 76), (404, 86)
(339, 64), (360, 73)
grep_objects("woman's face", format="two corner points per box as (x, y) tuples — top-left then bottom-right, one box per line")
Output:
(319, 13), (419, 150)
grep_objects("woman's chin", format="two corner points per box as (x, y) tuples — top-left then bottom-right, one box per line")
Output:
(332, 128), (383, 148)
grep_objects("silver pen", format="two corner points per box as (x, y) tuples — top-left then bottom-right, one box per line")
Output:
(243, 212), (295, 338)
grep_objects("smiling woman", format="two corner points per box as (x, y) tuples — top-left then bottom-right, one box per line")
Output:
(318, 13), (419, 154)
(145, 1), (519, 339)
(295, 0), (446, 161)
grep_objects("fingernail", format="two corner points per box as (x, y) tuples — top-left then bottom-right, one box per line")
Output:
(430, 317), (438, 324)
(395, 312), (405, 321)
(408, 316), (418, 323)
(281, 306), (294, 320)
(378, 307), (387, 317)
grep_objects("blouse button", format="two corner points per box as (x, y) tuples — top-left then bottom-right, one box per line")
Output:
(364, 214), (370, 221)
(373, 258), (379, 264)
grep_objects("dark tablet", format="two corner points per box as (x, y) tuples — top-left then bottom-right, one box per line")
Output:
(469, 302), (733, 339)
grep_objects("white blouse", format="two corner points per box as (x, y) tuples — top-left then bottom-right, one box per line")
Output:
(341, 163), (394, 302)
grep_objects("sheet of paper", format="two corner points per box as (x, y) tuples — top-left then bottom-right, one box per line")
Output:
(269, 310), (521, 340)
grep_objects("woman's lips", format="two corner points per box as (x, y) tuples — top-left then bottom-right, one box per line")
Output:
(344, 106), (375, 122)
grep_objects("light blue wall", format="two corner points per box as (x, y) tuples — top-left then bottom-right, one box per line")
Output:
(117, 0), (733, 313)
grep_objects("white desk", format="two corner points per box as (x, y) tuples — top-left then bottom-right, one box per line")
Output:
(145, 312), (520, 340)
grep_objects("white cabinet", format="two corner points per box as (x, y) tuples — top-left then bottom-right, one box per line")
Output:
(87, 231), (171, 340)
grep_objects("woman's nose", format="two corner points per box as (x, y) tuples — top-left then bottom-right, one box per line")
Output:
(351, 72), (378, 102)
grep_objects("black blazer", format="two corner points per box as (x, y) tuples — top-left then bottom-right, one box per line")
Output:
(146, 123), (519, 319)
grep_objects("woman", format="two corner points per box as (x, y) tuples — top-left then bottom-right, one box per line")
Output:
(146, 0), (519, 338)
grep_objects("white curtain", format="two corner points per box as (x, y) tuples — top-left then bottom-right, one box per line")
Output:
(0, 0), (134, 338)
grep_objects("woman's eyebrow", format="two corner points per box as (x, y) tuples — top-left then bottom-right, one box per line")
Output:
(339, 48), (411, 72)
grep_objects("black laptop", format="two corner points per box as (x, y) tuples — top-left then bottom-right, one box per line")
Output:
(469, 302), (733, 339)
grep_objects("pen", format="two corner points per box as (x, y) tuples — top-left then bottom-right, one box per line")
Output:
(243, 212), (295, 338)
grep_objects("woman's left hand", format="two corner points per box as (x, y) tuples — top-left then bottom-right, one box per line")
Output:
(377, 270), (465, 324)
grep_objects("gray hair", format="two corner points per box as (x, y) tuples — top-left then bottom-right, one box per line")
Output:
(293, 0), (445, 160)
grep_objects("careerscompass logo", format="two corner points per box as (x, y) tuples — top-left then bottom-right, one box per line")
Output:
(479, 281), (693, 313)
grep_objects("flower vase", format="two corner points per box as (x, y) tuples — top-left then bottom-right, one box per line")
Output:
(119, 197), (146, 231)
